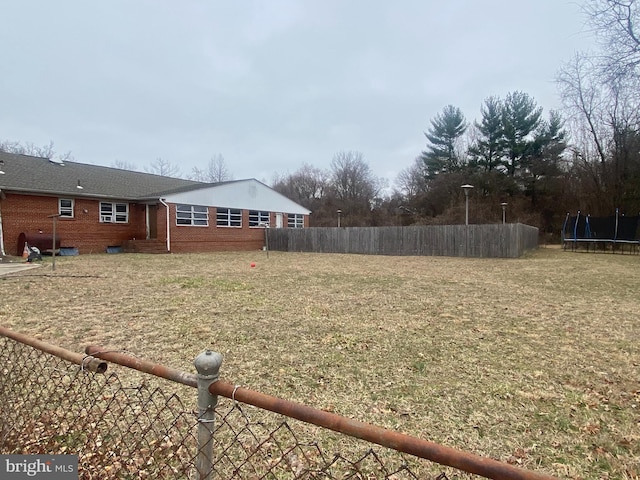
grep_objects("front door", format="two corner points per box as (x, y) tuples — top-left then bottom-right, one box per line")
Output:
(147, 204), (158, 239)
(275, 213), (283, 228)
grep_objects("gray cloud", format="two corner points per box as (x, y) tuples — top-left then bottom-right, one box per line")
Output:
(0, 1), (593, 187)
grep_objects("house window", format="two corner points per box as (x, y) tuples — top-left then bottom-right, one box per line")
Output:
(59, 198), (74, 218)
(249, 210), (270, 227)
(100, 202), (129, 223)
(288, 214), (304, 228)
(217, 208), (242, 227)
(177, 204), (208, 226)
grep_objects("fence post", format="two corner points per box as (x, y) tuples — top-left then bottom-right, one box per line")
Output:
(194, 350), (223, 480)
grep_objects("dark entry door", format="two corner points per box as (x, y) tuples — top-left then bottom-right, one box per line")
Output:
(148, 204), (158, 239)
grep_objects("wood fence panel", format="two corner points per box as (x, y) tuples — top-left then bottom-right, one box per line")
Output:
(266, 224), (538, 258)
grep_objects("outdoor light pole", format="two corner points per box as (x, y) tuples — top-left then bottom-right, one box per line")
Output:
(461, 184), (474, 225)
(337, 209), (342, 227)
(501, 202), (508, 225)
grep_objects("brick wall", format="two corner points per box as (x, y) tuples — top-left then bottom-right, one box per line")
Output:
(1, 193), (310, 256)
(1, 193), (145, 256)
(162, 205), (267, 253)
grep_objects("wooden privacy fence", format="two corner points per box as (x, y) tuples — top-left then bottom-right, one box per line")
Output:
(267, 224), (539, 258)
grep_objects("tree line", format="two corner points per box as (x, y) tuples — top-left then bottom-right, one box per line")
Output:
(391, 92), (569, 234)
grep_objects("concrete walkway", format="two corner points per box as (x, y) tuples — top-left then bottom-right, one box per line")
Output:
(0, 263), (41, 276)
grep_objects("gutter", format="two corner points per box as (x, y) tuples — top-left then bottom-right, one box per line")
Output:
(159, 198), (171, 252)
(0, 189), (5, 256)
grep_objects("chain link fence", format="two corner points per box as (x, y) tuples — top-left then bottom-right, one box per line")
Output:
(0, 335), (199, 478)
(1, 329), (553, 479)
(211, 398), (449, 479)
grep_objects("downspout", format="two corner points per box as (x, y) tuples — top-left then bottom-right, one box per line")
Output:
(0, 190), (6, 256)
(159, 198), (171, 252)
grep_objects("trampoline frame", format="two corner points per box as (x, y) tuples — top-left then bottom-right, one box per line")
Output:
(561, 209), (640, 254)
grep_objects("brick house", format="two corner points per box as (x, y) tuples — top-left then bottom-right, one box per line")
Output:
(0, 152), (310, 256)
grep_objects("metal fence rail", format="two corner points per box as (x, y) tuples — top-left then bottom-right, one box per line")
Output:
(1, 328), (558, 479)
(208, 381), (556, 480)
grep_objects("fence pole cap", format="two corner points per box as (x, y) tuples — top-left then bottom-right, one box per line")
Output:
(194, 350), (223, 378)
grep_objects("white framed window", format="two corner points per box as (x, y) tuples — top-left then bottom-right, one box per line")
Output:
(100, 202), (129, 223)
(249, 210), (270, 227)
(176, 204), (209, 226)
(288, 213), (304, 228)
(58, 198), (74, 218)
(217, 208), (242, 227)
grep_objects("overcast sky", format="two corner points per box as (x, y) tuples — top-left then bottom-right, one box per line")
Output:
(0, 1), (594, 187)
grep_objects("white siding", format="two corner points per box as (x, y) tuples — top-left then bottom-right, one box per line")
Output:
(162, 179), (311, 215)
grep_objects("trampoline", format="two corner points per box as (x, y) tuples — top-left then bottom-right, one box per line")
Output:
(562, 209), (640, 253)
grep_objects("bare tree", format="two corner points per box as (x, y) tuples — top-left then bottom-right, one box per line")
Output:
(272, 164), (337, 226)
(145, 157), (181, 177)
(112, 159), (138, 171)
(0, 139), (74, 162)
(557, 53), (609, 165)
(207, 154), (232, 182)
(330, 151), (382, 202)
(189, 154), (233, 182)
(395, 158), (427, 198)
(329, 151), (386, 226)
(586, 0), (640, 78)
(557, 4), (640, 213)
(272, 164), (328, 205)
(189, 166), (205, 182)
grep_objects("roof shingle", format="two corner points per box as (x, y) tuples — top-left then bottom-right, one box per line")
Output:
(0, 152), (203, 199)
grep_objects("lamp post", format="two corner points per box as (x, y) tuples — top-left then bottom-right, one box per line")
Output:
(501, 202), (508, 224)
(461, 184), (474, 225)
(337, 209), (342, 228)
(47, 214), (61, 271)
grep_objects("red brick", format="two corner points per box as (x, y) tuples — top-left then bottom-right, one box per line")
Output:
(1, 194), (306, 255)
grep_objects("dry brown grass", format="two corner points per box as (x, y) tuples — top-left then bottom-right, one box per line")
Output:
(1, 247), (638, 479)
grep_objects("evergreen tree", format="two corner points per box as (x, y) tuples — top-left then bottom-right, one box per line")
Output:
(421, 105), (467, 178)
(469, 96), (504, 172)
(500, 91), (542, 177)
(524, 110), (568, 206)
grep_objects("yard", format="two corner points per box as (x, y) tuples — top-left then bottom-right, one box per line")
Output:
(1, 247), (638, 479)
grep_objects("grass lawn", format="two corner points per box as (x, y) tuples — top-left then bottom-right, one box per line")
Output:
(1, 247), (638, 479)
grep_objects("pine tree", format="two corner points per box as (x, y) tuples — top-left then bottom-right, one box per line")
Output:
(524, 110), (568, 205)
(469, 96), (504, 172)
(421, 105), (467, 179)
(500, 91), (542, 177)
